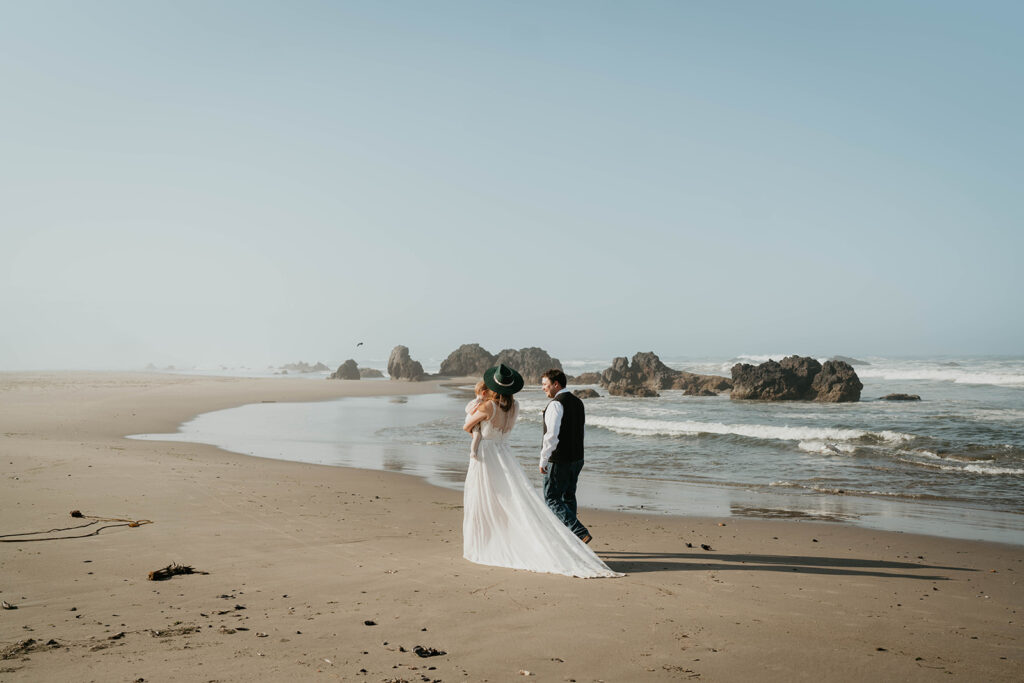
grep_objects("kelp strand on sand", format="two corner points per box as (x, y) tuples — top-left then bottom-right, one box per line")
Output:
(0, 510), (153, 542)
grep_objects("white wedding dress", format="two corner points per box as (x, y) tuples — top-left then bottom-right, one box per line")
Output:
(462, 399), (623, 578)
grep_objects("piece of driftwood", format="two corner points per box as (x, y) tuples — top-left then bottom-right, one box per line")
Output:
(147, 562), (208, 581)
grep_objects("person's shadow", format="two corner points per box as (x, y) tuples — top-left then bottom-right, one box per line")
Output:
(601, 551), (973, 580)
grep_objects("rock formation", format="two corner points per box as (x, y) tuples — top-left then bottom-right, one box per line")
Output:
(599, 352), (732, 397)
(387, 346), (426, 381)
(880, 393), (921, 401)
(572, 388), (600, 399)
(359, 367), (385, 378)
(569, 372), (603, 385)
(730, 356), (862, 402)
(439, 344), (496, 377)
(494, 347), (562, 385)
(328, 359), (360, 380)
(810, 360), (864, 402)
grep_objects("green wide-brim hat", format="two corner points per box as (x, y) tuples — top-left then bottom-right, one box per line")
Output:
(483, 364), (524, 395)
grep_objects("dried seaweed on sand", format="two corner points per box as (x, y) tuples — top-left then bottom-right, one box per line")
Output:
(147, 562), (208, 581)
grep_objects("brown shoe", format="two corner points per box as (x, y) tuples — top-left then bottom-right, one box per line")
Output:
(581, 534), (592, 544)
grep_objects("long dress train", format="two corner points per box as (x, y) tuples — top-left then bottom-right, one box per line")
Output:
(462, 400), (622, 578)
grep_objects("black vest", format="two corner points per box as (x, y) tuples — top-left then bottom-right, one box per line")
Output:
(544, 392), (585, 463)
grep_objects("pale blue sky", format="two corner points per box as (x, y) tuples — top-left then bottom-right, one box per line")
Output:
(2, 1), (1021, 370)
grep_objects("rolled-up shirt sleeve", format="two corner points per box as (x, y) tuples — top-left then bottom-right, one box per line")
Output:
(539, 400), (564, 469)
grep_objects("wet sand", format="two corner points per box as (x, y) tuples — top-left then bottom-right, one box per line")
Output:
(1, 372), (1021, 681)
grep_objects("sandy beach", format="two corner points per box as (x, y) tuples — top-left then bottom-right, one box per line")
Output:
(1, 372), (1021, 682)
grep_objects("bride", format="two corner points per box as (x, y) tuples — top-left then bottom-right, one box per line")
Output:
(462, 364), (622, 578)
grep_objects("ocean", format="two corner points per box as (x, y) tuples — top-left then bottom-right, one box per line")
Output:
(133, 355), (1024, 545)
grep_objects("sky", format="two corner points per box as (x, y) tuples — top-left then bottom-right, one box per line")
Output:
(2, 1), (1022, 371)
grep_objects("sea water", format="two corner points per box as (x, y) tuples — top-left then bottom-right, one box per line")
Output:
(132, 355), (1024, 545)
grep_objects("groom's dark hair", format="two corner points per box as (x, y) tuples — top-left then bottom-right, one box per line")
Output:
(542, 369), (567, 388)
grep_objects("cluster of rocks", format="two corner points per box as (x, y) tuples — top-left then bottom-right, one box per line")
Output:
(880, 393), (921, 401)
(377, 344), (866, 403)
(730, 356), (862, 402)
(327, 360), (385, 380)
(598, 352), (733, 398)
(437, 344), (562, 384)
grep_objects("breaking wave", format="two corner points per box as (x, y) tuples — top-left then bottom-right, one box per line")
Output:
(588, 416), (912, 444)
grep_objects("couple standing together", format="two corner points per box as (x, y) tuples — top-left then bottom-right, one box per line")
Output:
(462, 365), (622, 579)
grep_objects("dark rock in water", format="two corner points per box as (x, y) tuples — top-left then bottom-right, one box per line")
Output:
(328, 359), (360, 380)
(359, 367), (384, 378)
(601, 356), (659, 397)
(731, 356), (861, 402)
(880, 393), (921, 401)
(811, 360), (864, 402)
(599, 352), (731, 398)
(830, 355), (870, 366)
(494, 347), (562, 385)
(569, 372), (603, 385)
(572, 388), (600, 399)
(387, 346), (426, 381)
(439, 343), (496, 377)
(730, 357), (813, 401)
(684, 388), (718, 397)
(620, 384), (660, 397)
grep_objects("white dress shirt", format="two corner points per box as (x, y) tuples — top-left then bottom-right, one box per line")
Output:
(539, 387), (571, 469)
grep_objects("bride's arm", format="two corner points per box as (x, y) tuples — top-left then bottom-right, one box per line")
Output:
(463, 401), (494, 433)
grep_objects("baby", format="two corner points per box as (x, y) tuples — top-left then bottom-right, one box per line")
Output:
(464, 380), (488, 459)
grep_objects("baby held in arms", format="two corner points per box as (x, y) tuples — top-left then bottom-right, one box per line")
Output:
(464, 380), (487, 459)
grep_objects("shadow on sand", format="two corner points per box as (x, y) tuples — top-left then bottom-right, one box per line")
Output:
(600, 551), (974, 580)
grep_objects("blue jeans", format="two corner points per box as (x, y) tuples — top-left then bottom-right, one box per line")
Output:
(544, 459), (589, 539)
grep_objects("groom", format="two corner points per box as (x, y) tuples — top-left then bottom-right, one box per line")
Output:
(539, 369), (592, 544)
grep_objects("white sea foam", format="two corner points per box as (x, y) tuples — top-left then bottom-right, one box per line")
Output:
(798, 440), (857, 455)
(731, 353), (816, 364)
(897, 452), (1024, 476)
(960, 464), (1024, 475)
(857, 365), (1024, 387)
(927, 462), (1024, 475)
(588, 416), (912, 444)
(562, 359), (611, 370)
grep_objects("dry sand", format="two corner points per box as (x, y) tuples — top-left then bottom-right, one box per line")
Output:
(1, 372), (1021, 682)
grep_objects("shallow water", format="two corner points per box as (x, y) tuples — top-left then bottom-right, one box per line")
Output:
(131, 355), (1024, 546)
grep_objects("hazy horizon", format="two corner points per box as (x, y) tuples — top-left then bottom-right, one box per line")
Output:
(3, 2), (1022, 371)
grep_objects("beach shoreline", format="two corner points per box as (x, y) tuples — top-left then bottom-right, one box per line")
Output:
(1, 371), (1021, 681)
